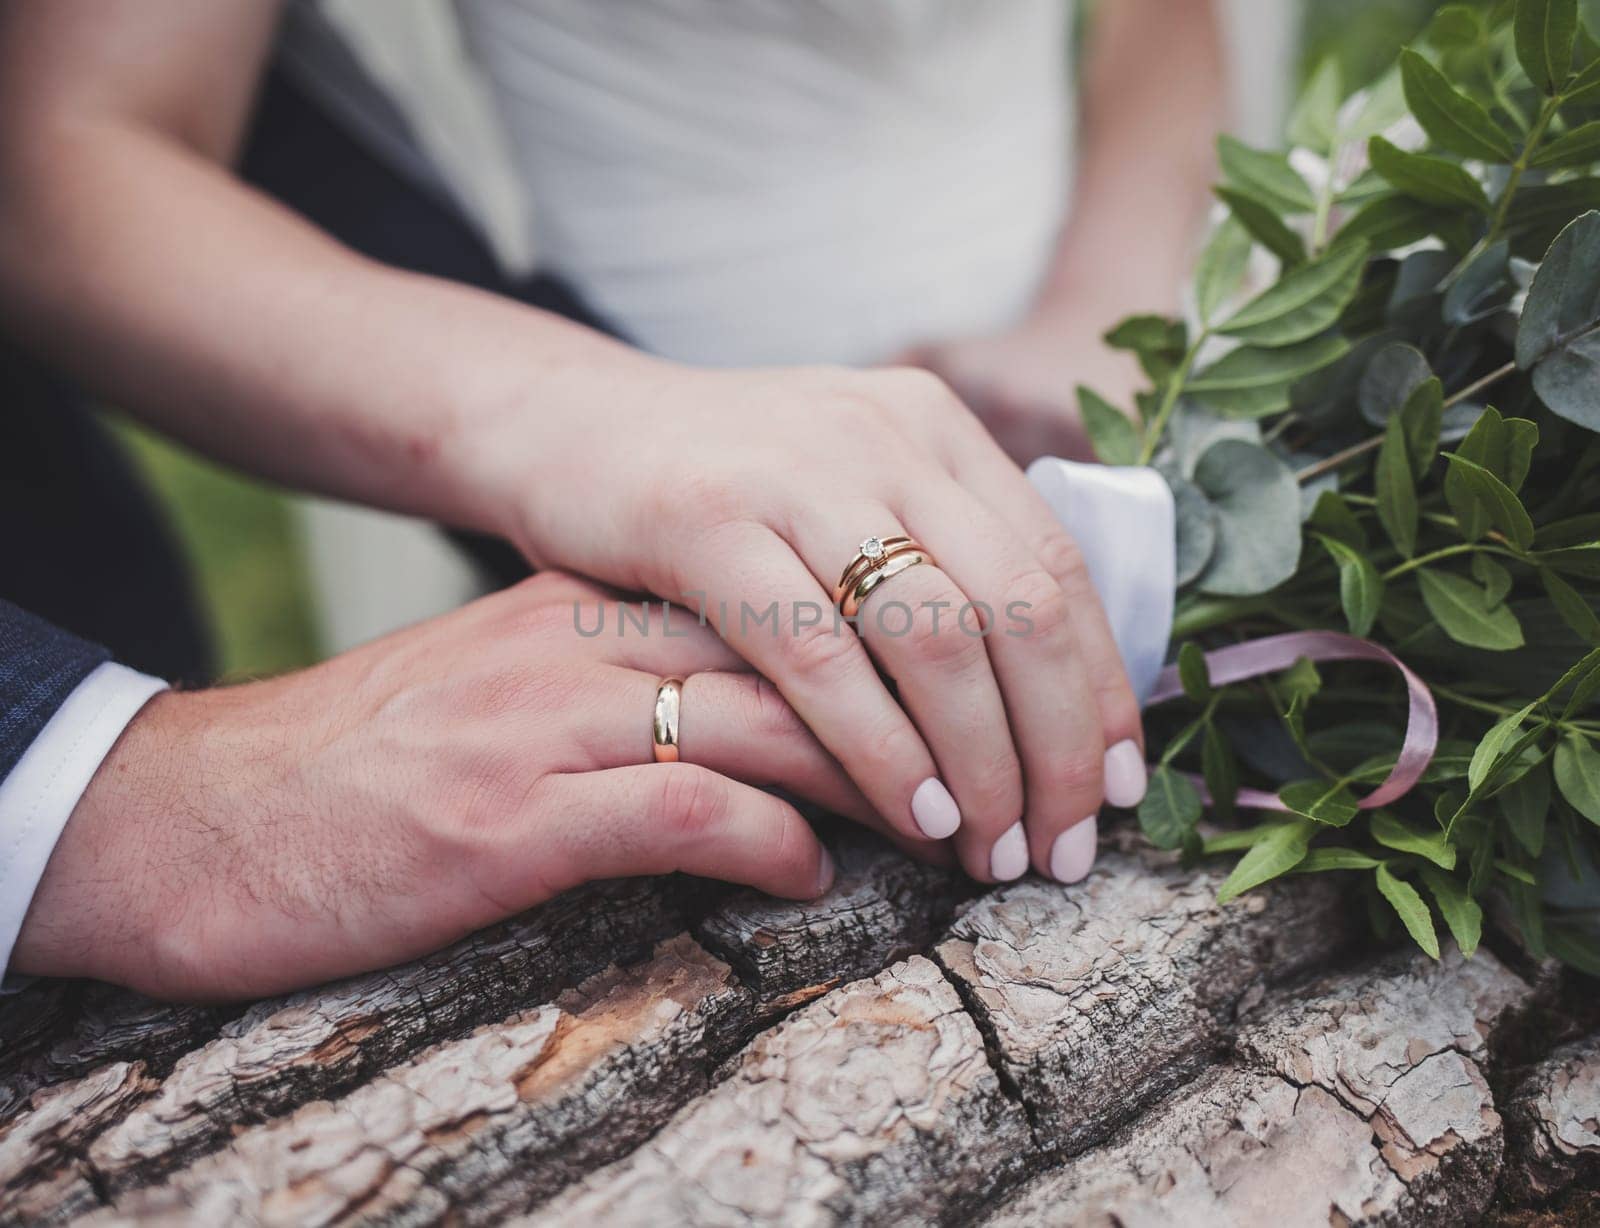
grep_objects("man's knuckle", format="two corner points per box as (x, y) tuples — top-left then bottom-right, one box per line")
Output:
(655, 766), (728, 840)
(737, 674), (804, 739)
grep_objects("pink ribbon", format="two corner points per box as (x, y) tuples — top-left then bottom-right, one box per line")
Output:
(1147, 630), (1440, 813)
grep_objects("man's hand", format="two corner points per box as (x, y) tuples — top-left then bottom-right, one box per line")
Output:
(9, 573), (892, 1002)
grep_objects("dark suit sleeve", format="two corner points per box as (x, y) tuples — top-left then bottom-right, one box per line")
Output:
(0, 599), (111, 784)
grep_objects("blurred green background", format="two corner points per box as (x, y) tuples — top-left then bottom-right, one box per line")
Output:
(122, 0), (1438, 680)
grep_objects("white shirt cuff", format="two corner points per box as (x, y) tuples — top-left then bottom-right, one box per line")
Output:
(0, 662), (168, 986)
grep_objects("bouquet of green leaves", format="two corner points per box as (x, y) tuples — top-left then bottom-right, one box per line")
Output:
(1081, 0), (1600, 971)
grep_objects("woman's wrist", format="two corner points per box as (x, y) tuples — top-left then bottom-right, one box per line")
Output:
(430, 302), (684, 565)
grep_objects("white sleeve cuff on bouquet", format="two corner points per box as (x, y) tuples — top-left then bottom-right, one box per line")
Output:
(1027, 457), (1176, 705)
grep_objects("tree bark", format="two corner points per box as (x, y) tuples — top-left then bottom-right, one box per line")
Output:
(1, 831), (1595, 1226)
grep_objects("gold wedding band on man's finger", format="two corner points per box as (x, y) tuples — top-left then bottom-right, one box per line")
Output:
(652, 676), (684, 763)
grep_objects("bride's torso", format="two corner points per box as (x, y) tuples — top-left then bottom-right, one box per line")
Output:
(453, 0), (1074, 366)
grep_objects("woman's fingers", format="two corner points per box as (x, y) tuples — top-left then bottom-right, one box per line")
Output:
(524, 764), (834, 900)
(952, 442), (1148, 808)
(787, 506), (1025, 882)
(898, 483), (1108, 881)
(670, 521), (952, 846)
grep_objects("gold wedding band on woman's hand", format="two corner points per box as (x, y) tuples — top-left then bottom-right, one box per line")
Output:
(833, 535), (933, 618)
(652, 676), (684, 763)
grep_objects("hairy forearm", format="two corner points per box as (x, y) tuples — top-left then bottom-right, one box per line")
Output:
(1035, 0), (1226, 320)
(0, 113), (660, 543)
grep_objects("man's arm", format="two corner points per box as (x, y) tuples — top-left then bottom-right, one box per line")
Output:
(0, 601), (165, 983)
(0, 0), (649, 549)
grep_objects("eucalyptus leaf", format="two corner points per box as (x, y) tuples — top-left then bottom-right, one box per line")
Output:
(1168, 470), (1220, 588)
(1191, 440), (1303, 597)
(1359, 342), (1432, 427)
(1517, 210), (1600, 428)
(1168, 403), (1263, 475)
(1441, 240), (1512, 325)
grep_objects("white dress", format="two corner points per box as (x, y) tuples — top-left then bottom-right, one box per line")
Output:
(451, 0), (1074, 366)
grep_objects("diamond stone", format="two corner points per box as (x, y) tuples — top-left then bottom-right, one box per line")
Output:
(860, 536), (886, 561)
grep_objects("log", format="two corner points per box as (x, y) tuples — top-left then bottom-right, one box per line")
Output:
(1501, 1031), (1600, 1204)
(1, 833), (1595, 1226)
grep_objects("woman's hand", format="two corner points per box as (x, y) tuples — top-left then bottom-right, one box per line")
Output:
(896, 310), (1146, 467)
(477, 363), (1149, 890)
(13, 573), (902, 1001)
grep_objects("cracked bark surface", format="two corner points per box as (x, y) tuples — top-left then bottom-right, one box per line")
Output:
(1502, 1032), (1600, 1203)
(521, 955), (1032, 1228)
(984, 948), (1532, 1227)
(1, 838), (1595, 1226)
(933, 846), (1355, 1154)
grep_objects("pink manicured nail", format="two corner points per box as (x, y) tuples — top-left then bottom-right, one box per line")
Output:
(911, 777), (961, 839)
(813, 846), (836, 896)
(1103, 740), (1149, 809)
(1050, 816), (1098, 884)
(990, 822), (1029, 881)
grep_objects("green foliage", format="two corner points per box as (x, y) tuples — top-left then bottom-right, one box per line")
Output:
(1086, 0), (1600, 972)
